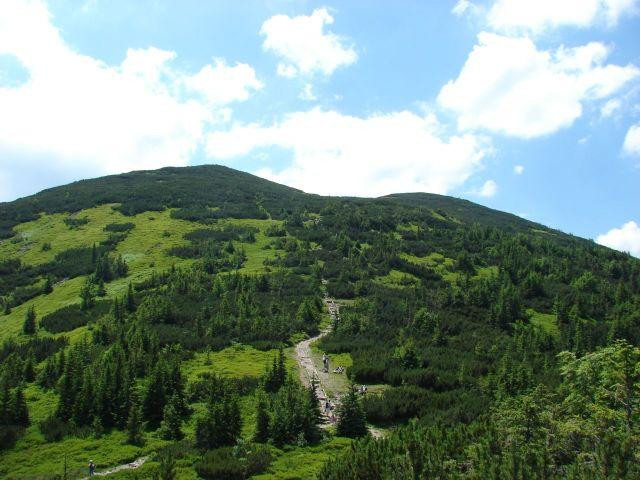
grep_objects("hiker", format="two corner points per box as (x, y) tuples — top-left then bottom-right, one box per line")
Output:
(89, 460), (95, 476)
(324, 400), (331, 414)
(360, 385), (368, 395)
(322, 353), (329, 373)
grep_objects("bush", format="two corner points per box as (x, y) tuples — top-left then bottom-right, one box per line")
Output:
(39, 416), (71, 442)
(0, 425), (20, 450)
(39, 300), (111, 333)
(104, 222), (135, 232)
(195, 445), (272, 480)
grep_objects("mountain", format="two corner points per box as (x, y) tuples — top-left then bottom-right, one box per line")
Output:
(0, 165), (638, 479)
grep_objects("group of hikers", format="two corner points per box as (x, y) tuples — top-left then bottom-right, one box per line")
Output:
(322, 353), (347, 375)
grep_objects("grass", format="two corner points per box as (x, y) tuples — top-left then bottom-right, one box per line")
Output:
(253, 437), (352, 480)
(212, 218), (286, 275)
(0, 212), (286, 343)
(527, 308), (559, 336)
(0, 210), (349, 479)
(182, 343), (296, 383)
(374, 269), (419, 288)
(400, 252), (498, 285)
(0, 205), (118, 266)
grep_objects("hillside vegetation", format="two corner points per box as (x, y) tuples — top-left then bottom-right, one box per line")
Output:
(1, 165), (638, 479)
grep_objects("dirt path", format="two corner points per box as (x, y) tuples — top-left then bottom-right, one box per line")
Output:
(79, 456), (148, 479)
(294, 290), (383, 438)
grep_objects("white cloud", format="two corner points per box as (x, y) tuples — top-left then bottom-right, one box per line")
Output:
(623, 124), (640, 155)
(597, 221), (640, 257)
(299, 83), (317, 101)
(601, 98), (622, 117)
(514, 164), (524, 174)
(438, 33), (639, 138)
(476, 179), (497, 197)
(451, 0), (482, 17)
(261, 8), (357, 77)
(488, 0), (639, 33)
(452, 1), (468, 16)
(183, 58), (262, 106)
(205, 108), (490, 197)
(0, 0), (261, 180)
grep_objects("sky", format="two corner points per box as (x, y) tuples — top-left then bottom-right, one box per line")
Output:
(0, 0), (639, 256)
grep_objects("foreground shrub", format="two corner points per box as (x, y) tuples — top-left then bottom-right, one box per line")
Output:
(195, 444), (272, 480)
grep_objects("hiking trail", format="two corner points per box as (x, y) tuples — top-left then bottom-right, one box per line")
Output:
(294, 287), (383, 438)
(79, 456), (148, 479)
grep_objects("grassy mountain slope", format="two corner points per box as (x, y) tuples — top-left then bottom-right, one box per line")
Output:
(1, 165), (638, 479)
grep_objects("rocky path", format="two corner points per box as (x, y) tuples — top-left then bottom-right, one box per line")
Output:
(294, 291), (383, 438)
(79, 456), (148, 479)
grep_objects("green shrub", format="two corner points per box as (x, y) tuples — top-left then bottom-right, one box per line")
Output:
(195, 445), (272, 480)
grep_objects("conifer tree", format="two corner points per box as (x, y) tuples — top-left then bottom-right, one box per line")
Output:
(10, 388), (29, 426)
(125, 283), (136, 312)
(254, 392), (270, 443)
(304, 379), (322, 443)
(126, 389), (144, 445)
(23, 354), (35, 382)
(143, 360), (169, 427)
(153, 451), (177, 480)
(336, 385), (367, 438)
(42, 276), (53, 294)
(22, 306), (36, 335)
(2, 300), (10, 315)
(80, 282), (94, 311)
(160, 394), (183, 440)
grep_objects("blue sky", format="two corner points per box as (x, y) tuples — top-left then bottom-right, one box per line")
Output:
(0, 0), (639, 255)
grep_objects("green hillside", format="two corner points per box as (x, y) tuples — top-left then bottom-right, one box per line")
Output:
(1, 165), (638, 479)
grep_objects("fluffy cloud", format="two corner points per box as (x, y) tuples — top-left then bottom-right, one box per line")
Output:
(299, 83), (317, 101)
(623, 124), (640, 155)
(601, 98), (622, 117)
(183, 58), (263, 106)
(487, 0), (639, 33)
(438, 33), (639, 138)
(0, 0), (261, 182)
(514, 165), (524, 174)
(205, 108), (490, 197)
(452, 1), (481, 17)
(261, 8), (357, 77)
(476, 179), (497, 197)
(597, 221), (640, 257)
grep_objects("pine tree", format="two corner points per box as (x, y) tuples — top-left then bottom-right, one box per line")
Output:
(56, 371), (75, 421)
(142, 362), (167, 427)
(126, 390), (144, 445)
(125, 283), (135, 312)
(159, 394), (183, 440)
(96, 279), (106, 297)
(42, 276), (53, 294)
(23, 353), (35, 382)
(0, 383), (10, 424)
(10, 388), (29, 426)
(153, 451), (177, 480)
(2, 300), (10, 315)
(304, 379), (322, 443)
(336, 385), (367, 438)
(22, 306), (36, 335)
(80, 282), (94, 310)
(254, 392), (270, 443)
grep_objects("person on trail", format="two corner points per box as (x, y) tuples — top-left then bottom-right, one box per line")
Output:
(322, 353), (329, 373)
(324, 400), (331, 414)
(89, 460), (95, 476)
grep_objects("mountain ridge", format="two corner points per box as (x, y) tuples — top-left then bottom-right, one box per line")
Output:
(2, 164), (571, 244)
